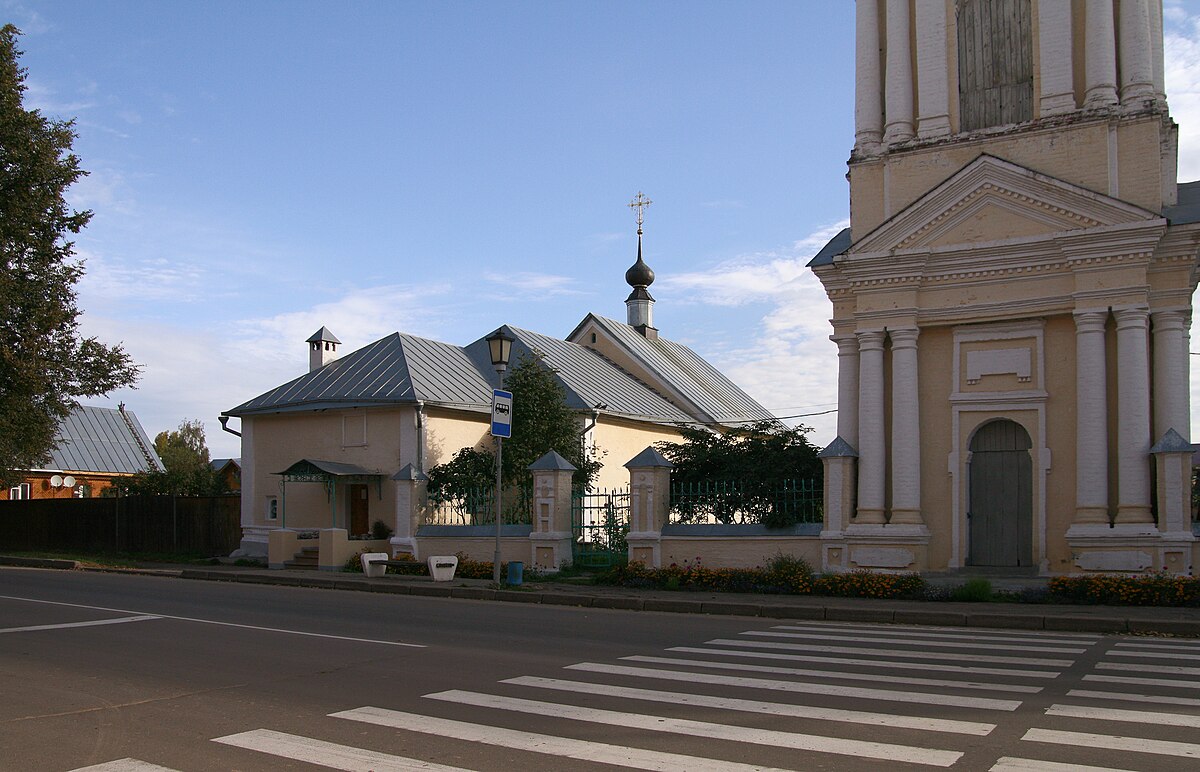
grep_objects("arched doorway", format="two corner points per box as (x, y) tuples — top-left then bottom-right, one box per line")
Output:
(968, 419), (1033, 567)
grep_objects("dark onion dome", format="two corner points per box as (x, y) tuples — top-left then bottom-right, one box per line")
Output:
(625, 235), (655, 287)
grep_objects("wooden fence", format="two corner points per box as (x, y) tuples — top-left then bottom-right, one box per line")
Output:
(0, 495), (241, 555)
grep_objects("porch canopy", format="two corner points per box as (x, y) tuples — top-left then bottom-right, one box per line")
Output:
(273, 459), (384, 530)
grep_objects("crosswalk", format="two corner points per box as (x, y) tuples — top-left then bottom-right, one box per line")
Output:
(70, 621), (1200, 771)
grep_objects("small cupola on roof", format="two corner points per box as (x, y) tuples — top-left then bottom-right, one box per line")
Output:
(625, 191), (658, 340)
(306, 326), (341, 372)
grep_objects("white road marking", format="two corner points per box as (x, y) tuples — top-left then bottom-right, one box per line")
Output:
(990, 756), (1136, 771)
(1068, 689), (1200, 708)
(771, 624), (1097, 646)
(743, 629), (1086, 654)
(1115, 640), (1200, 650)
(1084, 674), (1200, 689)
(1106, 649), (1200, 660)
(1022, 727), (1200, 759)
(670, 645), (1060, 679)
(425, 689), (963, 767)
(68, 761), (180, 772)
(0, 615), (161, 634)
(623, 654), (1041, 693)
(567, 662), (1023, 710)
(1096, 661), (1200, 676)
(213, 729), (471, 771)
(705, 638), (1073, 667)
(332, 706), (797, 772)
(0, 594), (423, 648)
(502, 675), (996, 735)
(1046, 703), (1200, 728)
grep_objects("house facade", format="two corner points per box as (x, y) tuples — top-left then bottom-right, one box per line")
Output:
(2, 404), (164, 500)
(223, 238), (774, 557)
(813, 0), (1199, 575)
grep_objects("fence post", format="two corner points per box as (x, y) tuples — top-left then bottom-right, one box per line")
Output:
(390, 464), (427, 559)
(818, 436), (858, 572)
(625, 447), (672, 568)
(528, 451), (576, 572)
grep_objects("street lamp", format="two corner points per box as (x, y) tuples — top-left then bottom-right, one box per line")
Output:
(486, 326), (514, 585)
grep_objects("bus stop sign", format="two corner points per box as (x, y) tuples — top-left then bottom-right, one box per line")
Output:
(491, 389), (513, 438)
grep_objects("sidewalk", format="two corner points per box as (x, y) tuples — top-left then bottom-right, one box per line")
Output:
(6, 555), (1195, 637)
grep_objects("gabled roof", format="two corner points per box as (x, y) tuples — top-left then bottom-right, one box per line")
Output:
(569, 315), (776, 426)
(39, 405), (164, 475)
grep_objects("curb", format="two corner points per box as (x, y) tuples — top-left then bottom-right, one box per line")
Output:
(0, 556), (78, 570)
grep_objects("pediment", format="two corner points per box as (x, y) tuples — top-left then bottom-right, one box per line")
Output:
(851, 155), (1160, 254)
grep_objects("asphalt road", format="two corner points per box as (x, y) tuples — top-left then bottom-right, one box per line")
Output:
(2, 567), (1198, 771)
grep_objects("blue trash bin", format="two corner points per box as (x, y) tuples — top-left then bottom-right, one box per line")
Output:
(506, 560), (524, 586)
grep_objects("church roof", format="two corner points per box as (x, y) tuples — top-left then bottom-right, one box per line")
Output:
(1164, 180), (1200, 225)
(806, 227), (851, 267)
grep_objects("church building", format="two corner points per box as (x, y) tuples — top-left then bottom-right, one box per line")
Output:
(812, 0), (1199, 575)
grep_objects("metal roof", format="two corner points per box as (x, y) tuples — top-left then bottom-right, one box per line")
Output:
(1164, 180), (1200, 225)
(579, 315), (776, 426)
(306, 326), (341, 344)
(41, 405), (164, 475)
(806, 227), (852, 267)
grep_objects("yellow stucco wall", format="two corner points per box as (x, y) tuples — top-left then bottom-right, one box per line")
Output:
(423, 408), (490, 468)
(591, 417), (685, 491)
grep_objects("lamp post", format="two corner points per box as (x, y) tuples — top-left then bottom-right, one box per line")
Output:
(486, 327), (513, 585)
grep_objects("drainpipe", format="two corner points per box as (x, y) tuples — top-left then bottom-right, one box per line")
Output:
(218, 415), (241, 437)
(415, 403), (426, 473)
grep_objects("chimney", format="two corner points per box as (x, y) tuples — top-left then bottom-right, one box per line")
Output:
(306, 326), (341, 372)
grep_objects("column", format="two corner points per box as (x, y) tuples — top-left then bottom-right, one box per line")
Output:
(1074, 310), (1109, 524)
(1152, 310), (1190, 442)
(883, 0), (914, 144)
(834, 334), (860, 448)
(915, 0), (950, 138)
(624, 447), (673, 568)
(1037, 0), (1076, 116)
(1118, 0), (1156, 109)
(855, 0), (884, 154)
(391, 464), (427, 559)
(855, 330), (887, 524)
(1150, 0), (1166, 106)
(1114, 308), (1154, 524)
(528, 451), (576, 571)
(1084, 0), (1119, 110)
(889, 328), (922, 524)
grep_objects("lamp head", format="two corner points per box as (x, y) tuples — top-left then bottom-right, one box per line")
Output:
(485, 327), (514, 369)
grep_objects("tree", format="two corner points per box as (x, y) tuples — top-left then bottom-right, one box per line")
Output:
(0, 25), (139, 487)
(122, 420), (226, 496)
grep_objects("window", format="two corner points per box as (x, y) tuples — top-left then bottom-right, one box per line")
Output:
(343, 413), (367, 447)
(957, 0), (1033, 132)
(266, 497), (278, 521)
(9, 483), (31, 500)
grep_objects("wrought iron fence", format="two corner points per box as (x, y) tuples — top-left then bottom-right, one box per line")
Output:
(422, 486), (532, 526)
(669, 478), (822, 527)
(572, 488), (630, 568)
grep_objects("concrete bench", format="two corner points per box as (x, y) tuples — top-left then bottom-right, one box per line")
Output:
(361, 553), (458, 581)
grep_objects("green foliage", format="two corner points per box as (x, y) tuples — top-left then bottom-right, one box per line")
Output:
(370, 519), (393, 540)
(427, 447), (495, 504)
(597, 554), (815, 594)
(950, 578), (995, 602)
(121, 419), (226, 495)
(0, 26), (139, 487)
(812, 571), (927, 599)
(656, 420), (822, 527)
(1048, 572), (1200, 606)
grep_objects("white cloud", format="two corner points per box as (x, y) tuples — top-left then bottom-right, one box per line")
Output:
(482, 271), (583, 297)
(1165, 8), (1200, 181)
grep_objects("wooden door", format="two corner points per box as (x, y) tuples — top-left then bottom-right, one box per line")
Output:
(348, 484), (370, 536)
(968, 420), (1033, 567)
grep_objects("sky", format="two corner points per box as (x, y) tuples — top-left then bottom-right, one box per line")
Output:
(6, 0), (1200, 460)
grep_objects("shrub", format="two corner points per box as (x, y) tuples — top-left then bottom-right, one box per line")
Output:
(950, 578), (994, 603)
(1048, 572), (1200, 606)
(813, 571), (926, 600)
(371, 520), (394, 540)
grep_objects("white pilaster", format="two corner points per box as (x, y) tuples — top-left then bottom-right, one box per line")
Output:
(1118, 0), (1156, 110)
(889, 328), (922, 524)
(1037, 0), (1076, 116)
(1084, 0), (1119, 110)
(1073, 310), (1109, 524)
(883, 0), (914, 144)
(1152, 310), (1190, 442)
(1114, 307), (1154, 524)
(855, 0), (884, 154)
(834, 334), (860, 448)
(914, 0), (950, 138)
(855, 330), (887, 524)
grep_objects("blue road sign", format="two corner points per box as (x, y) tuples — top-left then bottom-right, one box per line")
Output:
(491, 389), (513, 438)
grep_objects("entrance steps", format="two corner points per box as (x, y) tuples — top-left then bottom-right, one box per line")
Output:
(283, 545), (319, 570)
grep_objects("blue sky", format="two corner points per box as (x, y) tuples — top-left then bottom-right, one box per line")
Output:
(7, 1), (1200, 459)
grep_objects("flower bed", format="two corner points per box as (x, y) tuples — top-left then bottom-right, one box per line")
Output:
(1047, 571), (1200, 607)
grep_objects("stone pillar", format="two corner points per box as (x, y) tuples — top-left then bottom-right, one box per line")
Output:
(889, 328), (922, 524)
(1150, 0), (1166, 106)
(625, 447), (673, 569)
(1037, 0), (1076, 116)
(856, 329), (887, 524)
(391, 464), (427, 559)
(1084, 0), (1119, 110)
(855, 0), (884, 154)
(1074, 310), (1110, 524)
(914, 0), (950, 138)
(883, 0), (914, 144)
(527, 451), (576, 572)
(834, 334), (860, 448)
(1151, 429), (1195, 536)
(1118, 0), (1156, 110)
(1152, 310), (1189, 443)
(1114, 307), (1154, 524)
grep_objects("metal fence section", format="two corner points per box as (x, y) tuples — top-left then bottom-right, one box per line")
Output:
(423, 486), (533, 526)
(669, 478), (822, 526)
(571, 488), (630, 568)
